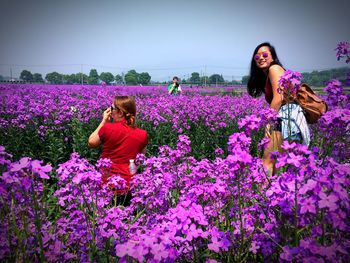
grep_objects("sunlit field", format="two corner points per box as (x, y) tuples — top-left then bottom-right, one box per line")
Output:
(0, 45), (349, 262)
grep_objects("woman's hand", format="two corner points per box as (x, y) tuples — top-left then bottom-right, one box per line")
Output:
(102, 107), (111, 122)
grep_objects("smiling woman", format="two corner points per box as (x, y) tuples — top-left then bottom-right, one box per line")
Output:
(247, 42), (310, 175)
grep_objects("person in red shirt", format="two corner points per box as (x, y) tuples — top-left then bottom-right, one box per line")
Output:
(88, 96), (148, 199)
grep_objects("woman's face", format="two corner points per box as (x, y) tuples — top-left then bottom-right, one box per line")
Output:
(254, 46), (274, 71)
(111, 104), (124, 120)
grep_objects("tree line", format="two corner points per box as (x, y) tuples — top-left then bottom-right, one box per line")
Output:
(182, 72), (242, 85)
(1, 67), (348, 86)
(1, 69), (239, 85)
(241, 67), (349, 87)
(0, 69), (151, 85)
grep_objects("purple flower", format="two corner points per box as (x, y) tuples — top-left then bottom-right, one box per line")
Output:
(324, 79), (346, 108)
(286, 152), (304, 168)
(300, 197), (317, 214)
(318, 192), (339, 211)
(95, 158), (112, 169)
(0, 146), (12, 166)
(335, 41), (350, 62)
(214, 147), (224, 156)
(21, 177), (32, 191)
(238, 114), (262, 132)
(280, 246), (300, 261)
(30, 160), (52, 179)
(278, 70), (302, 95)
(10, 157), (30, 172)
(299, 179), (317, 194)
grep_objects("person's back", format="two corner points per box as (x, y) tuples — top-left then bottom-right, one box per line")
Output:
(98, 119), (147, 185)
(88, 96), (148, 190)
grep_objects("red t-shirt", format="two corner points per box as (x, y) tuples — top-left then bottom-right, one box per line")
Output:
(98, 119), (148, 187)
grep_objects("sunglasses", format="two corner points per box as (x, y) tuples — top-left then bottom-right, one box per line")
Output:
(111, 105), (120, 112)
(254, 52), (269, 60)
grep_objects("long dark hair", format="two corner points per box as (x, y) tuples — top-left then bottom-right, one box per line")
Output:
(247, 42), (283, 97)
(173, 76), (179, 88)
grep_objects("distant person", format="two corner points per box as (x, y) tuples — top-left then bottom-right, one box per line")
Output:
(168, 76), (182, 95)
(88, 96), (148, 204)
(247, 42), (310, 175)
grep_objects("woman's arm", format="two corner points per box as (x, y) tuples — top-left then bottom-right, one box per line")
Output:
(88, 108), (111, 148)
(268, 65), (285, 112)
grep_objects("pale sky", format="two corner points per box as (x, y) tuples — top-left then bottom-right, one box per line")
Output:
(0, 0), (349, 81)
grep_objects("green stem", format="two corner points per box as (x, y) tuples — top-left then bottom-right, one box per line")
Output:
(294, 177), (299, 247)
(10, 192), (28, 262)
(31, 181), (46, 262)
(131, 207), (146, 224)
(321, 210), (325, 246)
(257, 227), (283, 249)
(237, 172), (244, 261)
(104, 238), (111, 263)
(191, 241), (198, 262)
(4, 201), (15, 261)
(78, 184), (97, 260)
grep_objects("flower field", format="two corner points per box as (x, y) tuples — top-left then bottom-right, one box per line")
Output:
(0, 45), (350, 262)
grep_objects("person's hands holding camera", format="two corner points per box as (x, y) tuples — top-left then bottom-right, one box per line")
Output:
(102, 107), (112, 123)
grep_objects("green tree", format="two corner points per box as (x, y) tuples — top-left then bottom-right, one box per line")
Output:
(209, 74), (225, 85)
(20, 70), (33, 82)
(190, 72), (200, 84)
(100, 72), (114, 84)
(139, 72), (151, 85)
(201, 76), (209, 85)
(63, 74), (77, 84)
(65, 74), (81, 84)
(33, 73), (44, 83)
(45, 72), (63, 84)
(63, 75), (71, 84)
(88, 69), (99, 84)
(115, 74), (124, 84)
(124, 70), (139, 85)
(76, 73), (88, 84)
(310, 76), (320, 86)
(301, 67), (349, 86)
(73, 74), (81, 84)
(0, 75), (3, 81)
